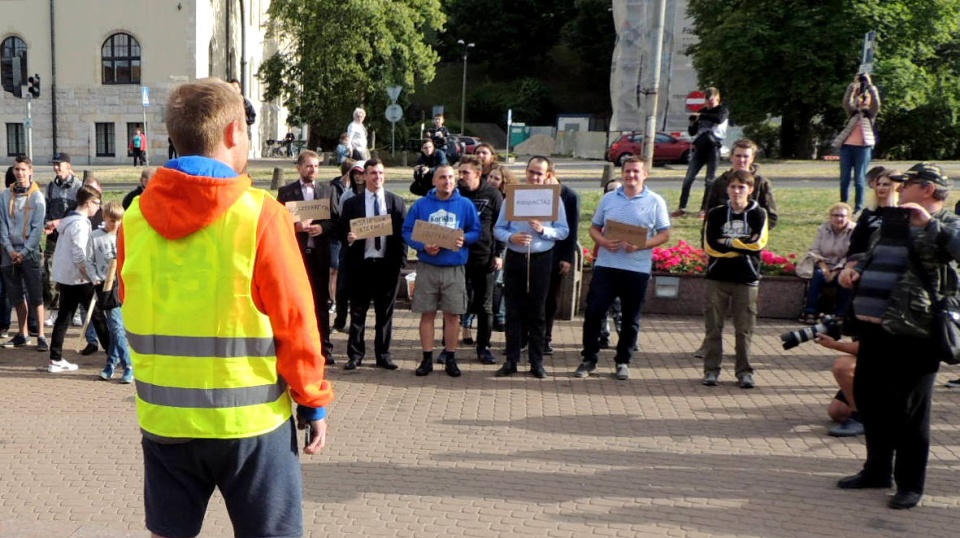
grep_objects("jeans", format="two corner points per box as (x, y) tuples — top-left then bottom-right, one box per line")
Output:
(581, 267), (650, 364)
(839, 144), (872, 211)
(83, 303), (99, 345)
(804, 267), (852, 317)
(678, 141), (719, 210)
(105, 307), (131, 370)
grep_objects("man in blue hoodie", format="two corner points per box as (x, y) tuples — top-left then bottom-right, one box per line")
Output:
(402, 165), (481, 377)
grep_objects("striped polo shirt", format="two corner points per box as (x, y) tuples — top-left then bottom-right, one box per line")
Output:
(592, 186), (671, 273)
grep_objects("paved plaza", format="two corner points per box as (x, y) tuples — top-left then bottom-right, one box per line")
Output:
(1, 312), (959, 537)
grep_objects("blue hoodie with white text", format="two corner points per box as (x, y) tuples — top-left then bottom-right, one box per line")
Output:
(402, 188), (481, 266)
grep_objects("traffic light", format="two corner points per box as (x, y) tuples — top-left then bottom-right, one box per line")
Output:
(27, 74), (40, 98)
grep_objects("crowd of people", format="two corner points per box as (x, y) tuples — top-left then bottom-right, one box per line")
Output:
(6, 73), (959, 535)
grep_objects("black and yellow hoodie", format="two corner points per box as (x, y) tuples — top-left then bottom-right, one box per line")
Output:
(703, 200), (768, 285)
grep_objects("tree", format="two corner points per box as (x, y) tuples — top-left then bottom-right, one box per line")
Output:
(685, 0), (960, 158)
(258, 0), (445, 145)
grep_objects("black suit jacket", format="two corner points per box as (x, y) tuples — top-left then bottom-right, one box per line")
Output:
(276, 180), (338, 261)
(340, 189), (407, 275)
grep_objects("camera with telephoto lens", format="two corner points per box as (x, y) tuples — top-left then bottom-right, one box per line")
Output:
(780, 315), (842, 350)
(858, 73), (870, 95)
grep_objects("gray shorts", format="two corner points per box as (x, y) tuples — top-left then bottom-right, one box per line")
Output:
(411, 263), (467, 314)
(2, 250), (44, 307)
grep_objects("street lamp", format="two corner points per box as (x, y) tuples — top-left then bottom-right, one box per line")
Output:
(457, 39), (475, 135)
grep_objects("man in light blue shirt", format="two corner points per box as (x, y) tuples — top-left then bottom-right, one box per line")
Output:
(575, 157), (670, 380)
(493, 156), (569, 378)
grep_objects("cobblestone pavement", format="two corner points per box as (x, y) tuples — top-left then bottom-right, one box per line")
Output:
(1, 313), (959, 537)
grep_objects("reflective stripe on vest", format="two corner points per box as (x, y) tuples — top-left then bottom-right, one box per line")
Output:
(122, 188), (292, 440)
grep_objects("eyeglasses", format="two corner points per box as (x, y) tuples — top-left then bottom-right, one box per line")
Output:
(830, 213), (848, 218)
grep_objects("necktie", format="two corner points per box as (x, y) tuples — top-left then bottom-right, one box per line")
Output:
(373, 195), (382, 250)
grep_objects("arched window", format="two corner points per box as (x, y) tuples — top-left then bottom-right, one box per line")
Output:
(102, 33), (141, 84)
(1, 36), (27, 92)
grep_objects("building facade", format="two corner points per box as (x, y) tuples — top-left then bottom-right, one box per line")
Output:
(0, 0), (287, 166)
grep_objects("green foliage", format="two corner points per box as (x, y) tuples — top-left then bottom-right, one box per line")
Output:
(258, 0), (445, 142)
(685, 0), (960, 159)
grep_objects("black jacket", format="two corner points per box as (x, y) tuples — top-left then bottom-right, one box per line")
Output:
(276, 180), (338, 262)
(703, 201), (768, 285)
(459, 181), (504, 271)
(340, 189), (407, 275)
(553, 184), (580, 265)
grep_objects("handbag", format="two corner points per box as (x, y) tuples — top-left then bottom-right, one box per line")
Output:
(909, 246), (960, 365)
(794, 252), (822, 279)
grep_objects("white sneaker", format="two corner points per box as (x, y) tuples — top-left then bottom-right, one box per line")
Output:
(44, 310), (58, 327)
(72, 312), (83, 327)
(48, 359), (79, 373)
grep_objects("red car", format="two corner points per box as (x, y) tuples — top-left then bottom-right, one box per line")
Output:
(606, 132), (692, 166)
(453, 135), (482, 155)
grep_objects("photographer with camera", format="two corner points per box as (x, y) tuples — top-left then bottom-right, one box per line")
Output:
(672, 87), (729, 219)
(832, 73), (880, 214)
(814, 334), (863, 438)
(835, 163), (960, 510)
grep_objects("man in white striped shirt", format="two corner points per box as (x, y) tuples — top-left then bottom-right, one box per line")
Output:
(575, 157), (671, 380)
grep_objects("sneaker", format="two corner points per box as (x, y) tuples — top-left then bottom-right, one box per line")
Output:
(2, 334), (29, 348)
(72, 312), (83, 327)
(48, 359), (79, 373)
(828, 418), (865, 437)
(0, 327), (8, 339)
(99, 365), (115, 380)
(478, 348), (497, 365)
(328, 301), (337, 314)
(35, 337), (49, 352)
(703, 372), (719, 386)
(946, 378), (960, 388)
(738, 373), (756, 389)
(120, 369), (134, 384)
(44, 310), (57, 328)
(543, 342), (554, 355)
(670, 208), (687, 218)
(574, 361), (596, 378)
(615, 363), (630, 380)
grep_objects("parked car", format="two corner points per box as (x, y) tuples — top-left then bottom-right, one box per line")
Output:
(452, 135), (482, 155)
(605, 132), (692, 166)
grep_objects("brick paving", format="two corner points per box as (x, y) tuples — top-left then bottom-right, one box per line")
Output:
(1, 313), (959, 537)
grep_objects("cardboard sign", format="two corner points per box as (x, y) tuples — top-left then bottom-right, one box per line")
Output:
(411, 220), (463, 251)
(350, 214), (393, 239)
(285, 199), (330, 222)
(505, 184), (560, 221)
(604, 219), (649, 248)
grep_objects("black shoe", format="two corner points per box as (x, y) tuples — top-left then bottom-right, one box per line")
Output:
(530, 364), (548, 379)
(888, 491), (922, 510)
(837, 472), (892, 489)
(80, 343), (98, 356)
(376, 358), (398, 370)
(324, 357), (335, 366)
(445, 358), (461, 377)
(495, 362), (518, 377)
(478, 348), (497, 365)
(492, 322), (505, 332)
(415, 358), (433, 376)
(543, 343), (554, 355)
(344, 358), (359, 370)
(598, 338), (610, 350)
(462, 337), (475, 345)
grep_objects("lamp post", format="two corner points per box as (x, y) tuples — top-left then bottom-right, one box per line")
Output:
(457, 39), (474, 135)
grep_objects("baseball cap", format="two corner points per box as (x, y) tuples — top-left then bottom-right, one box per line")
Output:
(890, 162), (950, 187)
(52, 152), (71, 164)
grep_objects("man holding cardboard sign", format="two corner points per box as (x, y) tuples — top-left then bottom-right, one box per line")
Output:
(277, 150), (339, 365)
(493, 156), (569, 379)
(340, 158), (407, 371)
(402, 165), (481, 377)
(575, 156), (671, 381)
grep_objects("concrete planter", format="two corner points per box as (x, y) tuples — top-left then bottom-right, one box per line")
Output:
(579, 268), (807, 320)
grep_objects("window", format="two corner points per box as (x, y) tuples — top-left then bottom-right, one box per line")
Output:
(95, 122), (115, 157)
(126, 123), (145, 157)
(1, 36), (27, 93)
(102, 33), (141, 84)
(6, 123), (25, 157)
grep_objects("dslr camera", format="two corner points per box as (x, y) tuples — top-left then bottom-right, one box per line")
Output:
(858, 73), (870, 95)
(780, 315), (842, 350)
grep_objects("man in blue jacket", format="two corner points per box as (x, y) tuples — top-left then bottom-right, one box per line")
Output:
(403, 165), (481, 377)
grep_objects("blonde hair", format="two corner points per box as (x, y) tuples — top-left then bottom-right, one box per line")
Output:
(103, 200), (125, 220)
(166, 78), (244, 156)
(827, 202), (851, 218)
(869, 169), (901, 209)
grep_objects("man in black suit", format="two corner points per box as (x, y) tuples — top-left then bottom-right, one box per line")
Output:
(277, 150), (337, 365)
(340, 158), (407, 370)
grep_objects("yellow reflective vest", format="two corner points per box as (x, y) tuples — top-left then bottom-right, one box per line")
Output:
(122, 189), (292, 439)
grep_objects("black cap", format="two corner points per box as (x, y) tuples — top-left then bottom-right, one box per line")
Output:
(52, 152), (71, 164)
(890, 162), (950, 187)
